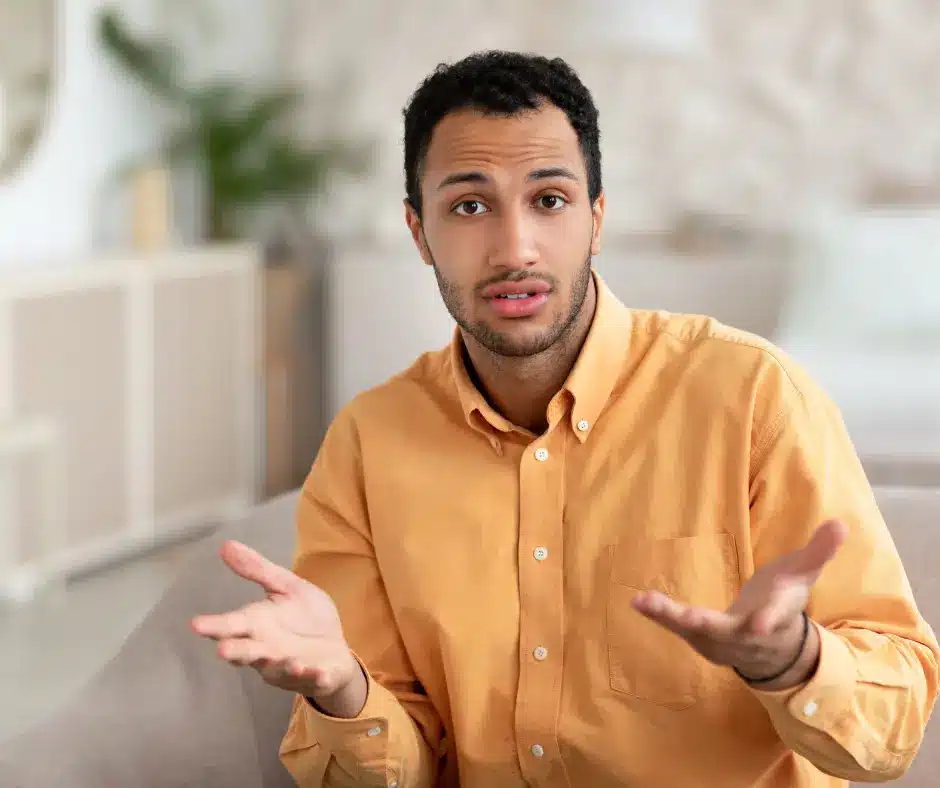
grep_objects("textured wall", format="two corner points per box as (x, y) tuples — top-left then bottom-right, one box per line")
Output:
(283, 0), (940, 241)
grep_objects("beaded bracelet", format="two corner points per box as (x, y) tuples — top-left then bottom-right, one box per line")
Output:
(733, 611), (810, 685)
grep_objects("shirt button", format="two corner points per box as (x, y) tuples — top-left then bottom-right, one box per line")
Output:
(803, 700), (819, 718)
(577, 419), (590, 432)
(534, 447), (549, 462)
(533, 546), (548, 561)
(531, 744), (544, 758)
(366, 725), (382, 737)
(533, 646), (548, 661)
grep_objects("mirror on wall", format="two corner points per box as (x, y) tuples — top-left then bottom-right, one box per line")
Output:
(0, 1), (55, 179)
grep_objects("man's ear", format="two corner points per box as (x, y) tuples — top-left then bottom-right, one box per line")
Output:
(590, 191), (605, 257)
(404, 199), (433, 266)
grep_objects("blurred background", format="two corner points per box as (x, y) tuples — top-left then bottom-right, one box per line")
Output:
(0, 0), (939, 758)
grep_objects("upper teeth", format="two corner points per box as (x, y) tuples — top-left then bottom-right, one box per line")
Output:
(501, 293), (531, 299)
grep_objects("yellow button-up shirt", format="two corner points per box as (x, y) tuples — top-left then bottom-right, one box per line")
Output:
(279, 274), (938, 787)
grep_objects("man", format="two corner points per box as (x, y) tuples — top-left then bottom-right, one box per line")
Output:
(191, 52), (939, 786)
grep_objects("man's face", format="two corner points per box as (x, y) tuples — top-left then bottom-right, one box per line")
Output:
(405, 104), (605, 358)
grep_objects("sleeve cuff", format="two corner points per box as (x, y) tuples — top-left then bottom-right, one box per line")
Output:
(281, 653), (398, 756)
(751, 622), (858, 730)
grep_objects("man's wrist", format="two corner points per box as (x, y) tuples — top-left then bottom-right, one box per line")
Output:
(306, 655), (369, 719)
(734, 613), (822, 692)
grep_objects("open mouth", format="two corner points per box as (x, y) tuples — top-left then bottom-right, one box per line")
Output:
(486, 290), (550, 318)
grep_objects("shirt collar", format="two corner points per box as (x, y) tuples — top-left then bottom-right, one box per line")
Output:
(450, 270), (632, 442)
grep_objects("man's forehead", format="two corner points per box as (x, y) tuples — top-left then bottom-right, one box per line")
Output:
(423, 104), (583, 175)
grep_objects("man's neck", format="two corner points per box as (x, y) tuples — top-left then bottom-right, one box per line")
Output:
(462, 282), (597, 434)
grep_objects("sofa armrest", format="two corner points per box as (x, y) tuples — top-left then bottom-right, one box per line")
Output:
(873, 486), (940, 786)
(0, 493), (300, 788)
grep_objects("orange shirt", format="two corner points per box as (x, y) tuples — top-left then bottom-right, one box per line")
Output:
(279, 273), (939, 787)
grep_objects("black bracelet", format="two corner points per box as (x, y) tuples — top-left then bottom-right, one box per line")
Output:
(733, 611), (810, 685)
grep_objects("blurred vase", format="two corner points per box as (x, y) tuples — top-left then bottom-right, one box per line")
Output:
(131, 162), (172, 251)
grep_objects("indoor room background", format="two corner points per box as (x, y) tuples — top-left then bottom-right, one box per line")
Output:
(0, 2), (938, 784)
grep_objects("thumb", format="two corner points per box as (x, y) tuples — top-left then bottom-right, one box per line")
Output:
(785, 519), (848, 581)
(220, 540), (302, 596)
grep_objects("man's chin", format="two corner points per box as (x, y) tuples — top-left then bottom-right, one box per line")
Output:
(472, 324), (559, 358)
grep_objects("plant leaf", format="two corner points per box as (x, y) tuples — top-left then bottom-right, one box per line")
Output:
(97, 7), (187, 102)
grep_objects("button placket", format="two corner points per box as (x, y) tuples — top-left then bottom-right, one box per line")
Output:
(514, 429), (567, 780)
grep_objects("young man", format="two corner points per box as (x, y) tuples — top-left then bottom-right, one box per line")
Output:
(192, 52), (939, 786)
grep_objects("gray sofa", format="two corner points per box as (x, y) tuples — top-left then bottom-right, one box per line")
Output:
(0, 492), (300, 788)
(0, 486), (936, 786)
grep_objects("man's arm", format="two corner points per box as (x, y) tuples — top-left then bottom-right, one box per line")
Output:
(747, 368), (940, 781)
(279, 407), (443, 787)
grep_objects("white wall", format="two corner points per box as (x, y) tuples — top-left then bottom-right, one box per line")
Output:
(0, 0), (161, 269)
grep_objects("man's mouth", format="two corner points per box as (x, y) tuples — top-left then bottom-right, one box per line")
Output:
(485, 289), (551, 318)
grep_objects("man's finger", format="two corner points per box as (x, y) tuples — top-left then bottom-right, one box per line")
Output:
(786, 519), (848, 580)
(218, 637), (277, 666)
(191, 601), (262, 640)
(219, 540), (300, 595)
(632, 591), (740, 640)
(251, 658), (324, 693)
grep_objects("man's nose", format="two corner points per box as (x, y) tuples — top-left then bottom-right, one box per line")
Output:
(486, 207), (539, 270)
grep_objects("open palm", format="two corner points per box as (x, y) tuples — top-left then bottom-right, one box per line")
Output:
(632, 520), (848, 673)
(190, 540), (358, 696)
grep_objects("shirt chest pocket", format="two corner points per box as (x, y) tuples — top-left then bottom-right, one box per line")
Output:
(606, 533), (740, 710)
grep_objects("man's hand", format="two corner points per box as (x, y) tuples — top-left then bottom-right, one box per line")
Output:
(190, 540), (367, 716)
(631, 520), (848, 690)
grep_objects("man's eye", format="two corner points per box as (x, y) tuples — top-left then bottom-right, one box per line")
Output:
(539, 195), (567, 211)
(454, 200), (487, 216)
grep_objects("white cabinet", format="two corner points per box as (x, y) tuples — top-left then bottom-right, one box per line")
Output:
(0, 246), (262, 601)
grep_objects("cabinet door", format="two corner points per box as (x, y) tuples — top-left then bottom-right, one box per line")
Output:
(152, 267), (256, 525)
(10, 286), (129, 566)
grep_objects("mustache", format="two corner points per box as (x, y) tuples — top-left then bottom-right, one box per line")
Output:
(474, 270), (558, 294)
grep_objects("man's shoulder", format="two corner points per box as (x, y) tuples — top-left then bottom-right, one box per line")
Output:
(334, 344), (457, 428)
(632, 308), (776, 358)
(630, 309), (821, 414)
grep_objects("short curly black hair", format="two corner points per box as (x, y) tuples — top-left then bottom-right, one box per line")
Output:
(402, 51), (602, 216)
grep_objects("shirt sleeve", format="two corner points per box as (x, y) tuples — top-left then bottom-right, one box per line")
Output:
(746, 359), (940, 782)
(278, 406), (443, 787)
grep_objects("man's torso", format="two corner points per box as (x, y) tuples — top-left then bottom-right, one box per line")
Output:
(335, 303), (843, 787)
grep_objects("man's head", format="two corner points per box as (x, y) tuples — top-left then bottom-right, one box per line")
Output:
(402, 51), (605, 358)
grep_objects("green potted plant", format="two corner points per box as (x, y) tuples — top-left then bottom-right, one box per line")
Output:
(97, 6), (364, 242)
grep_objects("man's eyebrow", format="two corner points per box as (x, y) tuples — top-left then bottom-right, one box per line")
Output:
(527, 166), (579, 183)
(437, 171), (489, 190)
(436, 166), (580, 191)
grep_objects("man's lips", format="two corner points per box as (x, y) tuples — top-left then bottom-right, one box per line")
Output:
(484, 290), (551, 318)
(480, 279), (552, 299)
